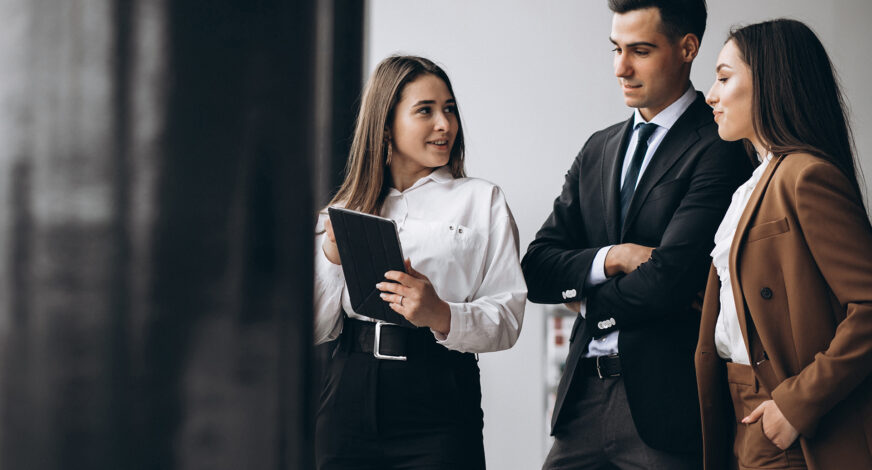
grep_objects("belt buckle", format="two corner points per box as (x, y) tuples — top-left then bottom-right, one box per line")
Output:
(374, 322), (407, 361)
(596, 353), (619, 379)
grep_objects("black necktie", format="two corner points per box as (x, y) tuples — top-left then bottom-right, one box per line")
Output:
(619, 122), (658, 225)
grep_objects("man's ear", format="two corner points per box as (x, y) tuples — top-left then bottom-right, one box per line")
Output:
(680, 33), (700, 63)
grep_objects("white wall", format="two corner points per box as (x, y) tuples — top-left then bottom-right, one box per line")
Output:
(365, 2), (872, 468)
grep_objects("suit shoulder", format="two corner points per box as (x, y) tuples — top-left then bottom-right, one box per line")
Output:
(589, 120), (628, 141)
(774, 153), (845, 184)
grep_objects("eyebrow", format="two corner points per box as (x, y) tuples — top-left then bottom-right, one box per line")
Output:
(715, 64), (732, 72)
(412, 98), (455, 107)
(609, 37), (658, 48)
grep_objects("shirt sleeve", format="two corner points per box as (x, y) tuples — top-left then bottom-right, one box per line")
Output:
(433, 187), (527, 353)
(587, 246), (612, 286)
(313, 212), (346, 344)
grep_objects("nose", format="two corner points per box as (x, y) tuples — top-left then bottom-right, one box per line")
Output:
(614, 53), (631, 78)
(434, 111), (449, 132)
(705, 81), (718, 107)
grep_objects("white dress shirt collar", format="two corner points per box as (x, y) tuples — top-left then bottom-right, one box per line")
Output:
(633, 85), (697, 131)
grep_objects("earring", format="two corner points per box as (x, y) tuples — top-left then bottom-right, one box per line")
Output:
(386, 143), (392, 166)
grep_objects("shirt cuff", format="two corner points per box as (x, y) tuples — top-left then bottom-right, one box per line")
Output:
(587, 246), (613, 286)
(431, 302), (465, 347)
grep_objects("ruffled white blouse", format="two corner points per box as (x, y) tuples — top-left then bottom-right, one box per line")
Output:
(711, 153), (772, 365)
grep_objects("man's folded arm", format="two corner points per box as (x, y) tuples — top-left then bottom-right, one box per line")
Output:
(585, 141), (750, 336)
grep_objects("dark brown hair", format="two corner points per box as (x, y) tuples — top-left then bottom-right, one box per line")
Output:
(328, 55), (466, 215)
(608, 0), (707, 43)
(728, 19), (865, 209)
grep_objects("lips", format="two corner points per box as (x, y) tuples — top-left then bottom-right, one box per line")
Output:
(427, 138), (451, 150)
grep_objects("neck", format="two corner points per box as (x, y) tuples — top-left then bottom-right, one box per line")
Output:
(389, 163), (436, 192)
(749, 136), (769, 160)
(639, 80), (690, 122)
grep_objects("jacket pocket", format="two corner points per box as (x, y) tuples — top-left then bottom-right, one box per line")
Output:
(746, 217), (789, 243)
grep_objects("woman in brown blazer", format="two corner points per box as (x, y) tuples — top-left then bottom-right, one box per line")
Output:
(697, 19), (872, 470)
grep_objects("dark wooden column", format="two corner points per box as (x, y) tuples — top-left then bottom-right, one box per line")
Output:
(0, 0), (356, 468)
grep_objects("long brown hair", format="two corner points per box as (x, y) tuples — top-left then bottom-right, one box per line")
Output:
(328, 55), (466, 215)
(728, 19), (866, 210)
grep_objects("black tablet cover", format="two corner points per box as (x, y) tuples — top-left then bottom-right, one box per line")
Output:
(327, 207), (415, 328)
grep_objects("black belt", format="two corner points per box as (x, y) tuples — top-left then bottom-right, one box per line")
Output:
(580, 353), (622, 378)
(342, 317), (439, 361)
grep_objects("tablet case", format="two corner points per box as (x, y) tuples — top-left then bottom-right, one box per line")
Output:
(327, 207), (415, 328)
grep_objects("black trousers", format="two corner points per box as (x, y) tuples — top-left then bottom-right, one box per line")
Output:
(315, 319), (486, 470)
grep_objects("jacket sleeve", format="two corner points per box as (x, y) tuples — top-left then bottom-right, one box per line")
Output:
(522, 139), (606, 304)
(770, 161), (872, 438)
(585, 139), (749, 337)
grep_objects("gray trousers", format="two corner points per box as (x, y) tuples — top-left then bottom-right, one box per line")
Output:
(543, 375), (701, 470)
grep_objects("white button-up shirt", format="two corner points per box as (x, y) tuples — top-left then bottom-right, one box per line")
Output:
(314, 167), (527, 353)
(711, 153), (773, 365)
(581, 85), (697, 357)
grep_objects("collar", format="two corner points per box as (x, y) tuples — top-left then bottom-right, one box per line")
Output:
(386, 166), (455, 196)
(633, 84), (696, 130)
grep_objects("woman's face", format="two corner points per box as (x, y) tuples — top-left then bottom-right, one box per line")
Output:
(389, 74), (457, 175)
(706, 40), (755, 144)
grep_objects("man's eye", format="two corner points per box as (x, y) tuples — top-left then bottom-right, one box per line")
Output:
(612, 47), (622, 54)
(635, 50), (649, 56)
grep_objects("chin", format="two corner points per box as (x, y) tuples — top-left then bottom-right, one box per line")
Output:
(717, 128), (740, 142)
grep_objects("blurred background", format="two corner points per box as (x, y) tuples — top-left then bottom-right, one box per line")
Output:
(0, 1), (867, 469)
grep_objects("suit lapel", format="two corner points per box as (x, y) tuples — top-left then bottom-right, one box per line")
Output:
(728, 154), (785, 356)
(602, 118), (634, 243)
(621, 94), (707, 240)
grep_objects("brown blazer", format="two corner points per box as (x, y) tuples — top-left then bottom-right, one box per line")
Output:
(695, 153), (872, 470)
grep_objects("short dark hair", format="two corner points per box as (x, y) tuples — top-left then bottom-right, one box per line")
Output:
(608, 0), (707, 43)
(728, 19), (864, 211)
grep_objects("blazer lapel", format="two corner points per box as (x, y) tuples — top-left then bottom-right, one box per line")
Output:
(621, 94), (706, 239)
(728, 154), (786, 356)
(602, 118), (634, 243)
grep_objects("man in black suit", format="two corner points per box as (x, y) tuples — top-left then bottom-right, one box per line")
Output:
(523, 1), (751, 468)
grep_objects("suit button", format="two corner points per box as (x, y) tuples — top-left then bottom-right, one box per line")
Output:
(760, 287), (773, 299)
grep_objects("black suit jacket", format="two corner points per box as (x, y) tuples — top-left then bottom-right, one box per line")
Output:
(522, 92), (751, 453)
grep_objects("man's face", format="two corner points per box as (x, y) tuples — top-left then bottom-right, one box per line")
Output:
(610, 7), (692, 121)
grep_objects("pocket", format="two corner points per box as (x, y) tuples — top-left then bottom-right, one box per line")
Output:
(746, 217), (790, 243)
(728, 381), (791, 469)
(400, 220), (486, 300)
(739, 419), (791, 469)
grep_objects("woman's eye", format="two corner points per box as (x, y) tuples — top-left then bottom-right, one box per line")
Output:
(718, 77), (728, 83)
(417, 107), (431, 115)
(444, 105), (456, 114)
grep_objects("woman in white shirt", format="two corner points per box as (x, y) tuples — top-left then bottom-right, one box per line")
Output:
(314, 55), (526, 470)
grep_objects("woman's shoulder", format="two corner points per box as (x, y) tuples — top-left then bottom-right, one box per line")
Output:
(454, 176), (502, 192)
(450, 176), (510, 203)
(777, 152), (846, 180)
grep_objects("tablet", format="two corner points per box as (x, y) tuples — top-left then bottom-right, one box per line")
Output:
(327, 207), (415, 328)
